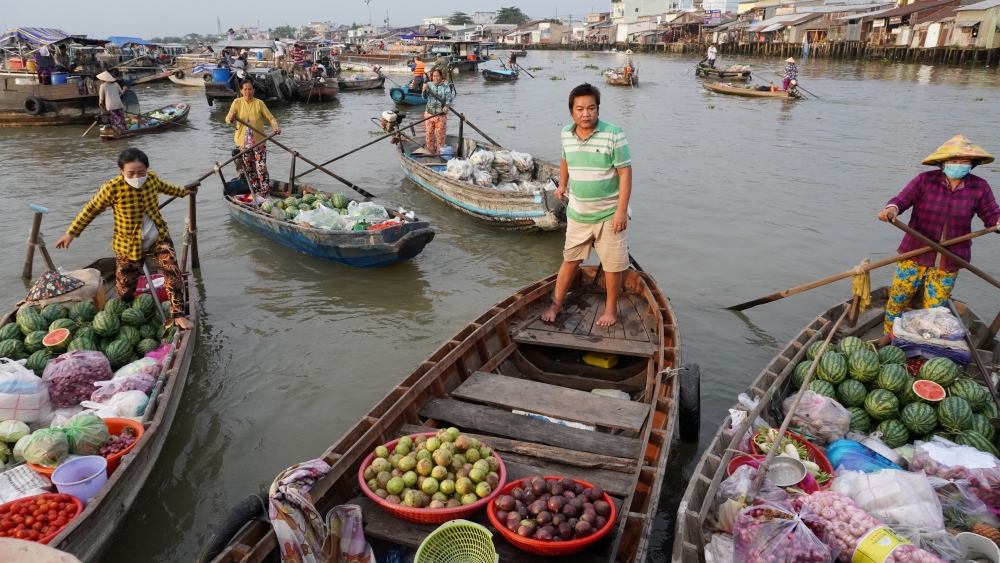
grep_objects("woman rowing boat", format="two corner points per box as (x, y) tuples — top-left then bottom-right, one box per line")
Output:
(226, 80), (282, 196)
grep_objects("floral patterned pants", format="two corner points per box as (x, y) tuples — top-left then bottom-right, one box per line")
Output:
(883, 259), (958, 335)
(108, 109), (126, 131)
(424, 112), (447, 155)
(240, 129), (270, 194)
(116, 237), (185, 320)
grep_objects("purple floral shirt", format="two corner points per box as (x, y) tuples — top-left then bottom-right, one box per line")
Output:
(887, 170), (1000, 272)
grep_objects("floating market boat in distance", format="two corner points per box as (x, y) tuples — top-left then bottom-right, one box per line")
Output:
(204, 263), (696, 563)
(0, 257), (197, 561)
(204, 40), (295, 107)
(295, 77), (339, 102)
(99, 102), (190, 140)
(338, 72), (386, 92)
(671, 288), (1000, 563)
(702, 81), (801, 99)
(605, 68), (638, 87)
(510, 48), (527, 57)
(396, 134), (566, 231)
(694, 63), (752, 81)
(220, 176), (435, 267)
(482, 68), (519, 82)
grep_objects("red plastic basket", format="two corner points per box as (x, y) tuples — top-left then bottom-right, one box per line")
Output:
(750, 430), (834, 489)
(726, 454), (765, 476)
(357, 432), (506, 524)
(0, 493), (84, 544)
(486, 476), (617, 556)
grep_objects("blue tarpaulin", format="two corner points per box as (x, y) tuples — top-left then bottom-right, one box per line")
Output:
(0, 27), (69, 45)
(107, 36), (158, 47)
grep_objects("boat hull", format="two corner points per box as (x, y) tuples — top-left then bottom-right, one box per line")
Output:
(297, 82), (339, 101)
(167, 72), (210, 87)
(225, 198), (434, 267)
(696, 67), (752, 81)
(100, 103), (190, 140)
(397, 135), (565, 232)
(338, 75), (386, 91)
(482, 69), (518, 82)
(703, 82), (800, 98)
(389, 86), (426, 106)
(0, 75), (101, 126)
(605, 73), (638, 87)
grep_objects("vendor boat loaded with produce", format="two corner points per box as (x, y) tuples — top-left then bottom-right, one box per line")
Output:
(673, 136), (1000, 563)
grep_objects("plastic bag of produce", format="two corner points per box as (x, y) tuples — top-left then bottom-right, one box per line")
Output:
(782, 391), (851, 446)
(293, 204), (351, 231)
(0, 358), (51, 423)
(81, 390), (149, 419)
(733, 499), (839, 563)
(831, 469), (943, 530)
(346, 201), (389, 220)
(42, 350), (113, 408)
(91, 372), (156, 403)
(498, 166), (520, 184)
(445, 158), (473, 180)
(878, 517), (964, 563)
(0, 419), (30, 443)
(716, 464), (787, 506)
(705, 533), (734, 563)
(22, 427), (69, 468)
(910, 437), (1000, 509)
(799, 490), (948, 563)
(473, 167), (494, 187)
(115, 358), (159, 378)
(896, 307), (964, 341)
(931, 477), (1000, 530)
(11, 434), (30, 463)
(510, 151), (534, 172)
(63, 413), (110, 456)
(469, 150), (494, 168)
(826, 440), (903, 473)
(492, 150), (513, 172)
(495, 183), (519, 192)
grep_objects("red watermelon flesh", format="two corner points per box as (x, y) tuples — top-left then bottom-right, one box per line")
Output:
(913, 380), (946, 402)
(43, 328), (72, 353)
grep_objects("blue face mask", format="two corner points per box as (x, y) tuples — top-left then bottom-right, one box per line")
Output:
(943, 163), (971, 179)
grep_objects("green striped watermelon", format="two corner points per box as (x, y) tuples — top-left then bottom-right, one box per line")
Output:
(0, 323), (23, 341)
(137, 338), (159, 355)
(67, 338), (97, 352)
(938, 396), (974, 432)
(918, 357), (960, 388)
(808, 380), (836, 399)
(847, 406), (872, 433)
(848, 349), (881, 383)
(836, 380), (868, 408)
(118, 326), (141, 347)
(817, 352), (848, 384)
(25, 350), (53, 376)
(970, 413), (996, 442)
(837, 336), (865, 357)
(954, 430), (999, 457)
(105, 340), (134, 369)
(806, 341), (827, 361)
(23, 331), (48, 354)
(878, 345), (906, 365)
(103, 298), (128, 318)
(948, 379), (989, 412)
(75, 327), (97, 342)
(864, 389), (899, 421)
(792, 361), (812, 388)
(133, 294), (156, 317)
(979, 402), (999, 419)
(69, 301), (97, 325)
(876, 364), (910, 394)
(15, 306), (36, 323)
(897, 384), (920, 407)
(138, 323), (160, 341)
(18, 311), (48, 336)
(876, 419), (910, 449)
(332, 192), (349, 209)
(120, 308), (146, 327)
(0, 339), (27, 360)
(901, 402), (937, 435)
(92, 310), (121, 338)
(40, 304), (68, 323)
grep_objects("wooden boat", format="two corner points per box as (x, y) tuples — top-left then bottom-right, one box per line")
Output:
(510, 49), (528, 57)
(0, 70), (101, 126)
(167, 66), (214, 87)
(205, 263), (694, 563)
(99, 103), (190, 140)
(296, 78), (339, 102)
(671, 288), (998, 563)
(702, 82), (801, 98)
(695, 64), (752, 81)
(221, 178), (435, 267)
(605, 69), (638, 87)
(338, 74), (386, 91)
(482, 68), (519, 82)
(0, 258), (197, 561)
(396, 135), (566, 232)
(389, 85), (427, 106)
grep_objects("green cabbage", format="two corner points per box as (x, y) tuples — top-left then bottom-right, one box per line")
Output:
(23, 428), (69, 468)
(64, 414), (110, 456)
(0, 420), (30, 443)
(0, 442), (8, 464)
(12, 434), (30, 463)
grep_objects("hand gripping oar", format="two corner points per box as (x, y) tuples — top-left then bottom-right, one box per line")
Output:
(728, 226), (998, 311)
(747, 304), (850, 502)
(945, 299), (1000, 429)
(889, 217), (1000, 293)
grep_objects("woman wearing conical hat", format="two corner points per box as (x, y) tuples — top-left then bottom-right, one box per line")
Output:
(876, 135), (999, 346)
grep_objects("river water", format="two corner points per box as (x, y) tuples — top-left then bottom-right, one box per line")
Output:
(1, 51), (999, 562)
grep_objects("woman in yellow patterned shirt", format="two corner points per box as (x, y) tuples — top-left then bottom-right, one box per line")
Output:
(226, 80), (281, 195)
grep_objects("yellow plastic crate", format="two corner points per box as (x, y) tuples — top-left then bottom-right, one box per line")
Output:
(582, 352), (618, 369)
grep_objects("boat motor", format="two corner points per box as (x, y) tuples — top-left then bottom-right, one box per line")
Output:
(381, 109), (406, 143)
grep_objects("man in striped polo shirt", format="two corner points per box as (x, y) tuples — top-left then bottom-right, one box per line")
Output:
(541, 83), (632, 327)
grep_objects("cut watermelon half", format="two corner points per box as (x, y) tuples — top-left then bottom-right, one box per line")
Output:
(43, 328), (72, 354)
(913, 380), (946, 403)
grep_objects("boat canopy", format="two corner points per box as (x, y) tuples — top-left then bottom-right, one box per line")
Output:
(107, 36), (158, 47)
(211, 39), (278, 50)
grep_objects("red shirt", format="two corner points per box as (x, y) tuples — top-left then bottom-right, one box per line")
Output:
(291, 49), (304, 63)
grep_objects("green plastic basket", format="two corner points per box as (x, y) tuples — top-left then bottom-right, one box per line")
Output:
(415, 519), (498, 563)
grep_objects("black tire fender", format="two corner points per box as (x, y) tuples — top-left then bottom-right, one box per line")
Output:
(203, 73), (213, 83)
(195, 493), (269, 563)
(679, 363), (701, 444)
(278, 81), (292, 100)
(173, 70), (185, 79)
(23, 97), (44, 116)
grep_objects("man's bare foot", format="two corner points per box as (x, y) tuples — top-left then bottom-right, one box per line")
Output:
(595, 308), (618, 327)
(875, 334), (891, 348)
(541, 302), (562, 323)
(173, 317), (195, 331)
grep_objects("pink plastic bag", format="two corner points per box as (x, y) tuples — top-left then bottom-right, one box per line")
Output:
(910, 438), (1000, 509)
(733, 499), (839, 563)
(42, 350), (113, 408)
(91, 373), (156, 403)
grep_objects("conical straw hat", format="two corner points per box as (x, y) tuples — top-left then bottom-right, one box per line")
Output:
(96, 71), (116, 82)
(922, 135), (994, 165)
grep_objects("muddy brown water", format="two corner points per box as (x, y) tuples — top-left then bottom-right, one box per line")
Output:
(1, 51), (998, 562)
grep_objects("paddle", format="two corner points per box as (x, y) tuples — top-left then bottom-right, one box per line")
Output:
(747, 303), (850, 501)
(945, 299), (1000, 429)
(889, 217), (1000, 293)
(81, 120), (99, 137)
(727, 225), (998, 311)
(773, 71), (820, 99)
(505, 57), (534, 78)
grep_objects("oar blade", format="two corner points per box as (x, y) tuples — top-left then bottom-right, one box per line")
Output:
(727, 294), (782, 311)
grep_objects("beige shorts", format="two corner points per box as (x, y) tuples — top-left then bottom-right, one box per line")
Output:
(563, 218), (629, 272)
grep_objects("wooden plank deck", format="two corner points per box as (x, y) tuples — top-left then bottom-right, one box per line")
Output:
(452, 372), (650, 432)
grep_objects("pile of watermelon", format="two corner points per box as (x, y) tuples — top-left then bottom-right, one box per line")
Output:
(791, 336), (998, 456)
(264, 192), (350, 221)
(0, 296), (176, 377)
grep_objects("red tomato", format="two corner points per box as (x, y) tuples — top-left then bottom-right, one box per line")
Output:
(14, 529), (26, 539)
(54, 517), (66, 527)
(0, 505), (8, 515)
(15, 523), (26, 530)
(31, 522), (43, 531)
(57, 510), (67, 519)
(24, 516), (34, 526)
(27, 529), (39, 540)
(10, 503), (21, 513)
(31, 509), (41, 518)
(0, 521), (13, 531)
(66, 505), (77, 514)
(59, 495), (70, 503)
(11, 515), (24, 525)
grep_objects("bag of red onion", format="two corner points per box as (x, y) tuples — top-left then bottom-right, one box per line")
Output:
(799, 491), (947, 563)
(733, 499), (841, 563)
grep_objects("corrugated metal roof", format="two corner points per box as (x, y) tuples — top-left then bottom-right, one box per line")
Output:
(956, 0), (1000, 11)
(837, 7), (895, 20)
(859, 0), (956, 20)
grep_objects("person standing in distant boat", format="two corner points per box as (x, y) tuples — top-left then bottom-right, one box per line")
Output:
(542, 83), (633, 328)
(227, 28), (236, 41)
(273, 39), (285, 68)
(97, 71), (127, 131)
(291, 44), (305, 67)
(54, 44), (71, 71)
(704, 43), (718, 68)
(226, 80), (282, 196)
(875, 135), (999, 347)
(783, 58), (798, 91)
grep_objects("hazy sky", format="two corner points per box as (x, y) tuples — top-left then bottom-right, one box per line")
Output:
(2, 1), (604, 39)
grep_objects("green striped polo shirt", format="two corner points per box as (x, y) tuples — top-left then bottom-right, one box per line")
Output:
(561, 119), (631, 224)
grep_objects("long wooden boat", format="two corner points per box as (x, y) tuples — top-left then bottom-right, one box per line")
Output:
(221, 177), (435, 267)
(296, 78), (339, 102)
(671, 287), (998, 563)
(0, 70), (101, 126)
(510, 49), (528, 57)
(0, 258), (197, 561)
(695, 65), (751, 81)
(338, 74), (386, 91)
(389, 85), (427, 106)
(483, 68), (519, 82)
(396, 134), (566, 232)
(604, 70), (638, 87)
(702, 81), (801, 98)
(207, 264), (693, 563)
(100, 103), (190, 140)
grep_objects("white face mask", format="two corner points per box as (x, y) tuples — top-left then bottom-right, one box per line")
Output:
(124, 175), (147, 189)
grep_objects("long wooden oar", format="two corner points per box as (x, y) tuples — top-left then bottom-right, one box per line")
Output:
(945, 299), (1000, 429)
(890, 218), (1000, 292)
(81, 120), (99, 137)
(728, 225), (998, 311)
(747, 304), (850, 501)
